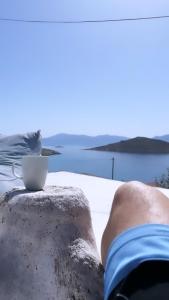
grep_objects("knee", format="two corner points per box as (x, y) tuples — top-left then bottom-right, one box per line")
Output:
(113, 181), (147, 207)
(115, 181), (145, 198)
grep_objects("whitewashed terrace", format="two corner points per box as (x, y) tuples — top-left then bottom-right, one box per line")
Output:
(46, 172), (169, 257)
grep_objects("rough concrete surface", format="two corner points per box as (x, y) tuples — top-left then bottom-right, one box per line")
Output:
(0, 186), (103, 300)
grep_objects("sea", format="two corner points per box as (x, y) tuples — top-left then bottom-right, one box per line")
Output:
(48, 146), (169, 183)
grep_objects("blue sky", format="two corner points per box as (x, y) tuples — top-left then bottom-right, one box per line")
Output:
(0, 0), (169, 138)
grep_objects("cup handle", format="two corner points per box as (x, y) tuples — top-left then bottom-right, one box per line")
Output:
(12, 162), (23, 179)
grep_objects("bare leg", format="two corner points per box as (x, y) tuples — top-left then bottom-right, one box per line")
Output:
(101, 181), (169, 266)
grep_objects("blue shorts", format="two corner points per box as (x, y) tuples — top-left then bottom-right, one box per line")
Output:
(104, 224), (169, 300)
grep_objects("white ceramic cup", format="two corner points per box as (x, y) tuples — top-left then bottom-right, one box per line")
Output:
(12, 155), (48, 191)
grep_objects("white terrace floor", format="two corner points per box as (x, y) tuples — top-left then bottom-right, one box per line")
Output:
(46, 171), (169, 256)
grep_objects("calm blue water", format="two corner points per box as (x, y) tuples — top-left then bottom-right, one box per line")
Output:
(48, 146), (169, 183)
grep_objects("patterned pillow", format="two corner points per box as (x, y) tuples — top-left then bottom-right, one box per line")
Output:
(0, 131), (41, 194)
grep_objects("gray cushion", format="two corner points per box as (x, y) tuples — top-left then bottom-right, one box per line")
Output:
(0, 131), (41, 194)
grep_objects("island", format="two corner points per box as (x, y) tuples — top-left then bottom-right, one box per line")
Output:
(41, 148), (61, 156)
(88, 137), (169, 154)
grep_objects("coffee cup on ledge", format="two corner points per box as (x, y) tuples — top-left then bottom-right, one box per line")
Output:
(12, 155), (48, 191)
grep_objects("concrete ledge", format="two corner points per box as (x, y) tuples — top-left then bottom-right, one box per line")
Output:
(0, 186), (103, 300)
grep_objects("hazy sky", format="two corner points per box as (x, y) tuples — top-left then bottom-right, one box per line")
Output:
(0, 0), (169, 138)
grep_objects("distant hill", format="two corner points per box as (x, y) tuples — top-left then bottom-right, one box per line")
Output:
(41, 148), (61, 156)
(154, 135), (169, 143)
(89, 137), (169, 154)
(42, 133), (128, 147)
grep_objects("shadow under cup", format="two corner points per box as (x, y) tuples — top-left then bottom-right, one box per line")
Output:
(22, 156), (48, 191)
